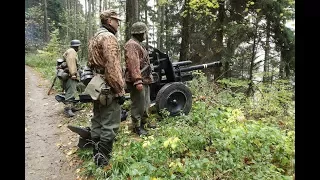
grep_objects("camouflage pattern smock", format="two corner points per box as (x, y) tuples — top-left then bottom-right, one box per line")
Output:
(88, 27), (125, 96)
(124, 37), (153, 85)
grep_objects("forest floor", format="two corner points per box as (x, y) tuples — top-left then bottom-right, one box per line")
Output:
(25, 65), (80, 180)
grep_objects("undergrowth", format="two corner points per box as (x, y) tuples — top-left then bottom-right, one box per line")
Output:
(26, 53), (295, 180)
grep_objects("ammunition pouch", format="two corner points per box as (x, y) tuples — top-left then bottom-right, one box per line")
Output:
(80, 66), (94, 86)
(99, 87), (114, 106)
(57, 69), (69, 81)
(57, 62), (68, 70)
(83, 75), (114, 106)
(56, 58), (64, 66)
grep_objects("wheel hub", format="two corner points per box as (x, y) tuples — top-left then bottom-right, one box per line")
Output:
(166, 91), (186, 114)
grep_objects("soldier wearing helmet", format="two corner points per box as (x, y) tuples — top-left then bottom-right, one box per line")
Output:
(59, 39), (82, 118)
(124, 21), (157, 136)
(86, 9), (125, 167)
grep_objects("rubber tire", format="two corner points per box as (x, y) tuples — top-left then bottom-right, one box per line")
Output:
(155, 82), (192, 116)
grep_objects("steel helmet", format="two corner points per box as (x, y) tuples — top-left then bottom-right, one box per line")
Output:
(131, 22), (148, 34)
(70, 39), (81, 47)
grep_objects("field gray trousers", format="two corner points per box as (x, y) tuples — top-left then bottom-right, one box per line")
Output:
(90, 99), (121, 143)
(127, 83), (150, 128)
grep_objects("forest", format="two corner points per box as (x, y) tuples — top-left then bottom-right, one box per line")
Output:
(25, 0), (295, 179)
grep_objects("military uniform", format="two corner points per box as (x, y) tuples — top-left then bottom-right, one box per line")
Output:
(124, 22), (154, 136)
(86, 9), (125, 167)
(62, 41), (81, 117)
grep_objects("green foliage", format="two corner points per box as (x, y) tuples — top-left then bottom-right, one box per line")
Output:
(25, 0), (64, 52)
(25, 53), (56, 78)
(47, 0), (64, 32)
(188, 0), (219, 21)
(25, 28), (63, 92)
(38, 28), (63, 60)
(25, 4), (45, 52)
(25, 52), (62, 92)
(189, 0), (219, 15)
(244, 79), (295, 125)
(187, 71), (210, 96)
(76, 99), (293, 179)
(215, 77), (295, 130)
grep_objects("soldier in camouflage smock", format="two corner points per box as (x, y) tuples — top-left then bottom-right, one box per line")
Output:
(87, 9), (126, 167)
(124, 22), (156, 136)
(60, 40), (81, 117)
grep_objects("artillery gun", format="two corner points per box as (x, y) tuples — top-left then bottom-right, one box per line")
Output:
(147, 46), (222, 116)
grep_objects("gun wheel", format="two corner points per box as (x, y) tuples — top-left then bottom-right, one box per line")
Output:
(155, 82), (192, 116)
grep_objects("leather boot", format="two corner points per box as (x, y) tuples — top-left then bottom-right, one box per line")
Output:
(95, 141), (113, 167)
(64, 106), (75, 117)
(79, 130), (92, 148)
(92, 137), (100, 164)
(134, 126), (148, 136)
(78, 137), (93, 149)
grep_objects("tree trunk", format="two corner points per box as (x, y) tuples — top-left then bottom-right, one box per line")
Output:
(215, 0), (225, 61)
(43, 0), (49, 42)
(82, 0), (88, 61)
(241, 57), (245, 79)
(73, 0), (77, 38)
(263, 19), (271, 83)
(279, 51), (285, 79)
(144, 0), (149, 49)
(99, 0), (102, 12)
(125, 0), (139, 42)
(285, 58), (290, 79)
(224, 39), (233, 78)
(211, 0), (225, 79)
(179, 0), (190, 62)
(92, 0), (96, 31)
(165, 6), (170, 54)
(103, 0), (108, 10)
(156, 0), (161, 49)
(66, 0), (69, 41)
(134, 0), (139, 20)
(69, 0), (73, 38)
(88, 0), (92, 40)
(157, 0), (165, 51)
(246, 17), (259, 97)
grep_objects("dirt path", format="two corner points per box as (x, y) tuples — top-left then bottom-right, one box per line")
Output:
(25, 65), (78, 180)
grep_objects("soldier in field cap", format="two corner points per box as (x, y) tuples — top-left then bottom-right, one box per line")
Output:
(86, 9), (125, 167)
(100, 9), (122, 22)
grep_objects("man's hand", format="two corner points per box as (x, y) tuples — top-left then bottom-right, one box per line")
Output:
(115, 96), (126, 105)
(136, 84), (143, 91)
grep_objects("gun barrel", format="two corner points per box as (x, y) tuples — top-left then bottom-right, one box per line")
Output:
(172, 61), (192, 67)
(175, 61), (222, 73)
